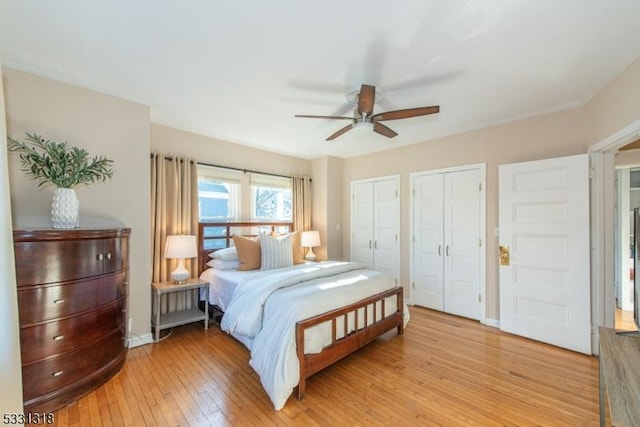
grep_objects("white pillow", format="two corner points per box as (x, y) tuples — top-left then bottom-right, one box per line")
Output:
(207, 258), (241, 270)
(209, 246), (239, 261)
(260, 233), (293, 270)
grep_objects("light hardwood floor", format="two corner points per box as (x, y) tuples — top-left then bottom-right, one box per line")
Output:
(50, 307), (601, 426)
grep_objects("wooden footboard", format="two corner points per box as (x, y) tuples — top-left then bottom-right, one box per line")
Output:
(294, 286), (404, 400)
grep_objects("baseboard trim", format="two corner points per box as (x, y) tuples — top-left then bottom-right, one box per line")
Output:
(483, 318), (500, 328)
(128, 333), (154, 348)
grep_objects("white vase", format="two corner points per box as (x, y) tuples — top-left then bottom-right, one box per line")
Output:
(51, 188), (79, 229)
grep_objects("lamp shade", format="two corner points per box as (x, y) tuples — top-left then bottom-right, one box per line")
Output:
(301, 231), (320, 248)
(165, 235), (197, 259)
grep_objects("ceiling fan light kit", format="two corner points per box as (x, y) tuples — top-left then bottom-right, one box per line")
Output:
(352, 121), (374, 132)
(295, 83), (440, 141)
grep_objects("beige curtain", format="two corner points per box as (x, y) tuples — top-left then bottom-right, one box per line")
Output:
(292, 175), (312, 232)
(150, 153), (199, 312)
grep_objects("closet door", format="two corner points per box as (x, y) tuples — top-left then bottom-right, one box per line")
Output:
(412, 167), (482, 320)
(350, 176), (399, 282)
(412, 173), (445, 310)
(351, 181), (375, 268)
(372, 178), (399, 282)
(443, 169), (481, 319)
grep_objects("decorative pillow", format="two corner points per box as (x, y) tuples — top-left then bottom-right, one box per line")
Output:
(207, 258), (241, 270)
(270, 230), (304, 265)
(232, 235), (261, 271)
(260, 233), (293, 270)
(290, 231), (304, 265)
(209, 246), (239, 261)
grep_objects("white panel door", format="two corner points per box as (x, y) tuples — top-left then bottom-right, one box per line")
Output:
(351, 181), (374, 268)
(373, 178), (399, 282)
(499, 154), (591, 354)
(412, 173), (445, 310)
(444, 169), (481, 319)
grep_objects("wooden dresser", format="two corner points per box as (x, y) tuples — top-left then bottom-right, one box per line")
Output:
(13, 228), (130, 413)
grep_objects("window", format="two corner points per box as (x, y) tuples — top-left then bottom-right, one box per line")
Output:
(197, 165), (292, 224)
(197, 165), (241, 221)
(251, 173), (292, 221)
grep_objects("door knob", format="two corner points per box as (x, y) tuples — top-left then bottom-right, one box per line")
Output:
(499, 245), (510, 266)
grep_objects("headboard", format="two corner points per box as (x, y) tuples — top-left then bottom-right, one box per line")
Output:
(197, 221), (293, 274)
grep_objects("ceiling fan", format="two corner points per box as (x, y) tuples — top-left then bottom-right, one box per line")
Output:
(295, 84), (440, 141)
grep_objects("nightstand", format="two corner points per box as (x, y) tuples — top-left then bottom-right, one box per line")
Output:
(151, 278), (209, 342)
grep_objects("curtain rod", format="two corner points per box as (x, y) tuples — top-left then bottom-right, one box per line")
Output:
(197, 161), (294, 180)
(151, 153), (308, 181)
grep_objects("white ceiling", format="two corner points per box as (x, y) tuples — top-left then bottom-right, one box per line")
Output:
(1, 1), (639, 159)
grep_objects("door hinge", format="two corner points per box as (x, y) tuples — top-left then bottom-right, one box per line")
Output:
(412, 282), (415, 289)
(395, 190), (398, 197)
(479, 238), (482, 247)
(479, 182), (482, 191)
(478, 294), (482, 303)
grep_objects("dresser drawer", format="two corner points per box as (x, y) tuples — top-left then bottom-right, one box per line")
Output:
(22, 328), (126, 401)
(20, 298), (126, 365)
(18, 271), (127, 325)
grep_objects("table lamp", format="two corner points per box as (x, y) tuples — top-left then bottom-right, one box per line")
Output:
(165, 235), (197, 284)
(301, 230), (321, 261)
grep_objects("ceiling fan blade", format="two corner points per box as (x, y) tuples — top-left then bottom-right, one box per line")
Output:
(357, 84), (376, 116)
(326, 124), (354, 141)
(295, 114), (354, 120)
(372, 105), (440, 121)
(373, 122), (398, 138)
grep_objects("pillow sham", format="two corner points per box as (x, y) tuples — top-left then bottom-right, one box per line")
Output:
(232, 234), (261, 271)
(270, 230), (304, 265)
(290, 231), (304, 265)
(208, 246), (239, 261)
(260, 233), (293, 270)
(207, 258), (241, 270)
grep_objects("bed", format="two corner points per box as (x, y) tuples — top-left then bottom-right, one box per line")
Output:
(197, 221), (406, 410)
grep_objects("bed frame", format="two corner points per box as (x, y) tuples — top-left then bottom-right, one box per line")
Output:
(198, 221), (404, 401)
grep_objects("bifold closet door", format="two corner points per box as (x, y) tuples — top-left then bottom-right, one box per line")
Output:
(350, 177), (399, 283)
(413, 169), (481, 320)
(413, 173), (445, 310)
(371, 178), (399, 281)
(443, 169), (481, 319)
(351, 181), (375, 268)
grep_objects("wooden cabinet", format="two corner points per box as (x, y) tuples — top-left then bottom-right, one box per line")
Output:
(13, 228), (130, 413)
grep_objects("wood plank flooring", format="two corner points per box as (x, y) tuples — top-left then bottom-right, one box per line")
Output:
(49, 307), (601, 426)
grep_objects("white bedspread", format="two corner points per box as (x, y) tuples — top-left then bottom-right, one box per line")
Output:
(219, 260), (404, 410)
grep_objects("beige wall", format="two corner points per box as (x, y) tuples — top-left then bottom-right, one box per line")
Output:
(151, 124), (310, 177)
(584, 58), (640, 146)
(0, 65), (23, 413)
(342, 56), (640, 322)
(309, 156), (343, 261)
(4, 68), (152, 341)
(342, 108), (588, 320)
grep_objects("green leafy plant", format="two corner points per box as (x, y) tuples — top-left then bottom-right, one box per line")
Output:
(7, 132), (114, 189)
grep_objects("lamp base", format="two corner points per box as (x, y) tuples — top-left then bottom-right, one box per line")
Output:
(305, 247), (317, 262)
(171, 260), (190, 284)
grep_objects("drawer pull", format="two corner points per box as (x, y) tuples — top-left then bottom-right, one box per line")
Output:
(53, 299), (64, 304)
(52, 370), (64, 377)
(106, 252), (112, 260)
(53, 335), (64, 341)
(97, 253), (104, 260)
